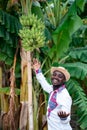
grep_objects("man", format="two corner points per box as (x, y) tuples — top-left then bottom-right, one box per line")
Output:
(33, 58), (72, 130)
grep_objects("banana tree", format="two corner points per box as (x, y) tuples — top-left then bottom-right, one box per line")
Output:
(0, 3), (22, 129)
(0, 0), (45, 129)
(19, 0), (46, 129)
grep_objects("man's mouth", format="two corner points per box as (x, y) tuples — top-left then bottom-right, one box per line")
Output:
(52, 79), (59, 85)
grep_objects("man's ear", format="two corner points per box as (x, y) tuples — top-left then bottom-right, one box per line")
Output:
(63, 74), (66, 82)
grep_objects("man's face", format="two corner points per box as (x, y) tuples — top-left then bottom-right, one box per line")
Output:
(51, 70), (66, 86)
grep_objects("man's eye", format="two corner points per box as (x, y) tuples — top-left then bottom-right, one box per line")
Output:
(58, 74), (63, 78)
(53, 73), (56, 76)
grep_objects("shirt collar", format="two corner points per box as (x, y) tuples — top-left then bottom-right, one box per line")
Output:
(54, 85), (65, 92)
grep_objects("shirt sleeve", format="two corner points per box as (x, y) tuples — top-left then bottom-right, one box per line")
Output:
(57, 89), (72, 124)
(36, 71), (53, 93)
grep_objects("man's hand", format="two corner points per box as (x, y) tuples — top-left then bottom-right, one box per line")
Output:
(58, 111), (70, 118)
(32, 58), (41, 71)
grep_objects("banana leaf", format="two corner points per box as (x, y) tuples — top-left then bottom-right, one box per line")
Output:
(48, 0), (86, 61)
(0, 10), (21, 33)
(0, 87), (20, 95)
(76, 0), (86, 11)
(66, 79), (87, 129)
(0, 10), (21, 66)
(51, 2), (83, 60)
(32, 1), (44, 20)
(63, 62), (87, 80)
(69, 47), (87, 63)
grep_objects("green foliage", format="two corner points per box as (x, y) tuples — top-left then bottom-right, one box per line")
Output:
(41, 0), (86, 62)
(0, 10), (21, 83)
(0, 10), (21, 34)
(0, 87), (20, 95)
(76, 0), (86, 11)
(51, 2), (82, 60)
(66, 79), (87, 129)
(45, 0), (60, 27)
(32, 1), (44, 20)
(0, 10), (21, 66)
(0, 0), (8, 10)
(69, 47), (87, 63)
(0, 0), (87, 129)
(63, 62), (87, 80)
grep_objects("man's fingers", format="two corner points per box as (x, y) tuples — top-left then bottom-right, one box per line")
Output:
(67, 113), (70, 116)
(58, 111), (70, 118)
(32, 58), (38, 63)
(32, 58), (41, 71)
(32, 58), (40, 65)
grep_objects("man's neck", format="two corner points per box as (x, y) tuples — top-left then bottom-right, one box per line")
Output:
(53, 84), (64, 91)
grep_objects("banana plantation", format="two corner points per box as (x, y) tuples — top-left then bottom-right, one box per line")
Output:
(0, 0), (87, 130)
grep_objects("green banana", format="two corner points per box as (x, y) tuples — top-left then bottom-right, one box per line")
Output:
(19, 14), (45, 51)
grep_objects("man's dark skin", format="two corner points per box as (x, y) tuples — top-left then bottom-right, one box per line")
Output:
(32, 58), (70, 120)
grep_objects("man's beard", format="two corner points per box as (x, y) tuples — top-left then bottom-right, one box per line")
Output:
(53, 85), (60, 91)
(53, 83), (64, 91)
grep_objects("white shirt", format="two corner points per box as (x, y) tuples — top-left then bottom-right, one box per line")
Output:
(36, 72), (72, 130)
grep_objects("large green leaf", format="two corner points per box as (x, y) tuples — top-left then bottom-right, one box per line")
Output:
(32, 1), (44, 20)
(0, 10), (21, 66)
(0, 10), (21, 33)
(51, 2), (82, 60)
(66, 79), (87, 129)
(63, 62), (87, 80)
(0, 52), (7, 61)
(69, 47), (87, 63)
(76, 0), (86, 12)
(0, 42), (15, 65)
(0, 10), (21, 47)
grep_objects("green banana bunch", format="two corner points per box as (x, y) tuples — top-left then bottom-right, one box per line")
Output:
(19, 14), (45, 51)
